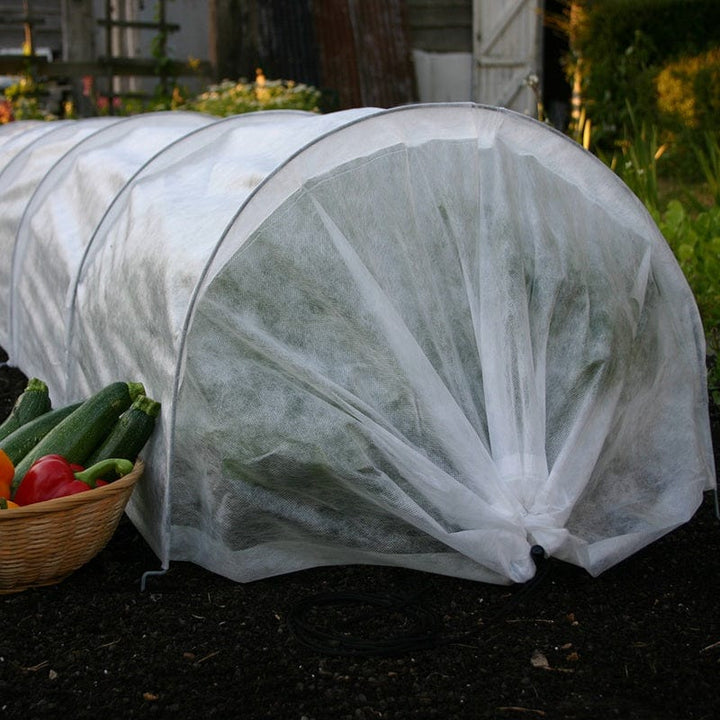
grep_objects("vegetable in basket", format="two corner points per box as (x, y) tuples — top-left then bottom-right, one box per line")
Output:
(13, 455), (134, 506)
(0, 402), (82, 466)
(84, 394), (160, 472)
(10, 380), (145, 493)
(0, 378), (52, 442)
(0, 448), (13, 500)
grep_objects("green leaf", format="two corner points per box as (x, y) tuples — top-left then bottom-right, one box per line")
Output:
(677, 243), (695, 263)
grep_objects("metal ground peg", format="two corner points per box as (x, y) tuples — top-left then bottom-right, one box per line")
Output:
(140, 567), (168, 592)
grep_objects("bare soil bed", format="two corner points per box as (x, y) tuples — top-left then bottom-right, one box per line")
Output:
(1, 358), (719, 720)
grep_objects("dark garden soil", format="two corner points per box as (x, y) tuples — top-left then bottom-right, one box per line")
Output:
(1, 359), (719, 720)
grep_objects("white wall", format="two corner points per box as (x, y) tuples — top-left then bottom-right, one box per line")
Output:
(412, 50), (473, 103)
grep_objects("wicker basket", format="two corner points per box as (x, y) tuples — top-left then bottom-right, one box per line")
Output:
(0, 459), (143, 594)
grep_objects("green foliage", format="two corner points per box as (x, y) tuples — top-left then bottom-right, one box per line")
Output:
(656, 200), (720, 398)
(577, 26), (657, 150)
(149, 0), (176, 108)
(608, 119), (720, 395)
(611, 102), (667, 213)
(692, 132), (720, 206)
(2, 93), (46, 121)
(571, 0), (720, 152)
(658, 200), (720, 334)
(183, 76), (322, 117)
(2, 76), (55, 121)
(656, 48), (720, 133)
(575, 0), (720, 62)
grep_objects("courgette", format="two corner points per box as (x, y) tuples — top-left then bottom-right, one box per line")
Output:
(85, 394), (161, 473)
(0, 378), (52, 442)
(0, 401), (82, 465)
(10, 380), (145, 492)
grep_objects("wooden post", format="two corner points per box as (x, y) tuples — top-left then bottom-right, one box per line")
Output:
(60, 0), (95, 62)
(158, 0), (168, 97)
(209, 0), (259, 82)
(60, 0), (96, 115)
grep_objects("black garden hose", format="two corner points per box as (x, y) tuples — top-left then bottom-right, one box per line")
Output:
(287, 545), (551, 657)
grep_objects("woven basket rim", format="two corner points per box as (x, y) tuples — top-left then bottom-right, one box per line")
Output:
(1, 459), (143, 519)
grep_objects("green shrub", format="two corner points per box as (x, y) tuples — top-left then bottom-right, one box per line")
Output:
(611, 120), (720, 394)
(656, 48), (720, 132)
(657, 199), (720, 396)
(2, 77), (55, 121)
(692, 131), (720, 206)
(183, 74), (321, 117)
(658, 200), (720, 330)
(609, 101), (667, 213)
(570, 0), (720, 152)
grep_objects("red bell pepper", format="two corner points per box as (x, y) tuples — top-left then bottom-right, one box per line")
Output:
(13, 455), (134, 506)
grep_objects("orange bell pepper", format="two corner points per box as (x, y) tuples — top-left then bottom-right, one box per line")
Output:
(0, 448), (14, 500)
(0, 497), (18, 509)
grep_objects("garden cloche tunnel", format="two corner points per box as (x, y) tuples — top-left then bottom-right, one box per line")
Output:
(0, 103), (715, 586)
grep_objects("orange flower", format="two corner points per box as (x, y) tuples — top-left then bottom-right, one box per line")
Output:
(0, 99), (14, 124)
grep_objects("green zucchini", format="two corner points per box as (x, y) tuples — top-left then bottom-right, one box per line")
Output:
(10, 380), (146, 492)
(85, 394), (161, 477)
(0, 401), (82, 465)
(0, 377), (52, 442)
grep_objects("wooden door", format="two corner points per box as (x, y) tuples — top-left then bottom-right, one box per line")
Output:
(313, 0), (416, 110)
(473, 0), (543, 115)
